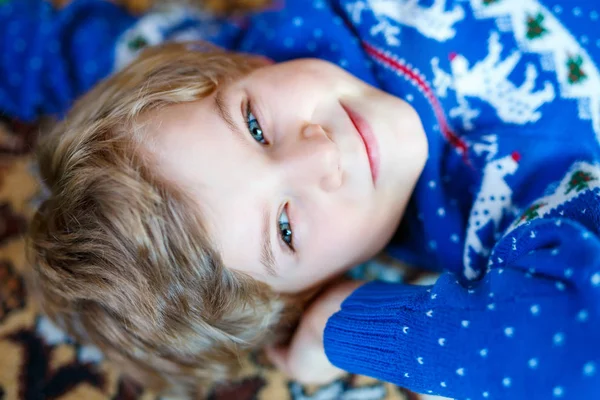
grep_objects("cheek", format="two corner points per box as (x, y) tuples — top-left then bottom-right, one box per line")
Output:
(311, 206), (382, 265)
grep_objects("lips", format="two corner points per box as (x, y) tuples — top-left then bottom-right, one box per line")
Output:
(341, 103), (380, 184)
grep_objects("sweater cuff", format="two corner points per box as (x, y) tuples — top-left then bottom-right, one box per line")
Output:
(324, 281), (448, 387)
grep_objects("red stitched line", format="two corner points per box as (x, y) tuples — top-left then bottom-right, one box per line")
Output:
(363, 41), (469, 159)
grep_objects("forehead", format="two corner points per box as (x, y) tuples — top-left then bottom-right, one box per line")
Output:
(144, 94), (238, 188)
(141, 94), (270, 277)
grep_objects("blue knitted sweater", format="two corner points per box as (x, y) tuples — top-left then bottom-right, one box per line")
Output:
(2, 1), (599, 399)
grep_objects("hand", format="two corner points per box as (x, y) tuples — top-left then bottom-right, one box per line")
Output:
(266, 280), (365, 385)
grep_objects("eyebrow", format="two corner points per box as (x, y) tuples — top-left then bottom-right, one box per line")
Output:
(261, 206), (278, 277)
(214, 90), (243, 138)
(214, 91), (278, 277)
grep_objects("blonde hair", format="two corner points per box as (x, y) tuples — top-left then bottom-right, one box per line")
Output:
(28, 43), (310, 397)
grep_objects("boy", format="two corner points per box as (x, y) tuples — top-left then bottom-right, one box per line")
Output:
(3, 0), (599, 399)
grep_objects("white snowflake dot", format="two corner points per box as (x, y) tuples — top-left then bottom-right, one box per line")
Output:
(438, 338), (446, 346)
(577, 309), (589, 322)
(440, 381), (447, 387)
(504, 326), (514, 337)
(456, 368), (465, 376)
(553, 5), (562, 14)
(451, 234), (460, 243)
(529, 358), (538, 369)
(551, 248), (560, 256)
(406, 94), (414, 102)
(437, 207), (446, 217)
(404, 372), (410, 378)
(462, 320), (470, 328)
(531, 304), (540, 315)
(293, 17), (303, 27)
(553, 386), (564, 397)
(429, 180), (437, 189)
(402, 326), (409, 334)
(583, 361), (596, 376)
(431, 293), (438, 300)
(564, 268), (574, 278)
(553, 332), (565, 346)
(483, 392), (489, 398)
(573, 7), (582, 16)
(556, 281), (566, 291)
(480, 348), (488, 357)
(487, 303), (496, 311)
(583, 362), (596, 376)
(591, 273), (600, 286)
(503, 377), (512, 387)
(426, 310), (434, 317)
(417, 357), (424, 365)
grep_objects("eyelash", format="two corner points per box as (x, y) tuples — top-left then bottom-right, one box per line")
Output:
(245, 101), (268, 145)
(279, 205), (294, 252)
(244, 100), (295, 252)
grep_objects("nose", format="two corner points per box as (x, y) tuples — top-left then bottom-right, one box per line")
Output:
(283, 123), (342, 192)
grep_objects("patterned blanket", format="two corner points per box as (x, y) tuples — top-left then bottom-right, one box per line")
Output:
(0, 1), (442, 399)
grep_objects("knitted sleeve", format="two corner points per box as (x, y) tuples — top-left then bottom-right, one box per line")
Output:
(325, 188), (600, 400)
(0, 0), (136, 121)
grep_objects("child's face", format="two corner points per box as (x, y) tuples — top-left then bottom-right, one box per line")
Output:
(145, 58), (427, 293)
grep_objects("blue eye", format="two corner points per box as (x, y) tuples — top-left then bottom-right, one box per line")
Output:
(279, 207), (294, 250)
(246, 103), (267, 144)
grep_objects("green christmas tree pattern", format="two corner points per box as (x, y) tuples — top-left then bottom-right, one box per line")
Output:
(483, 0), (501, 5)
(526, 13), (548, 40)
(565, 170), (597, 194)
(519, 202), (546, 222)
(566, 55), (587, 84)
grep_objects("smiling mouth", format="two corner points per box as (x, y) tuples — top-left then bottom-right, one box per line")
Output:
(341, 103), (380, 184)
